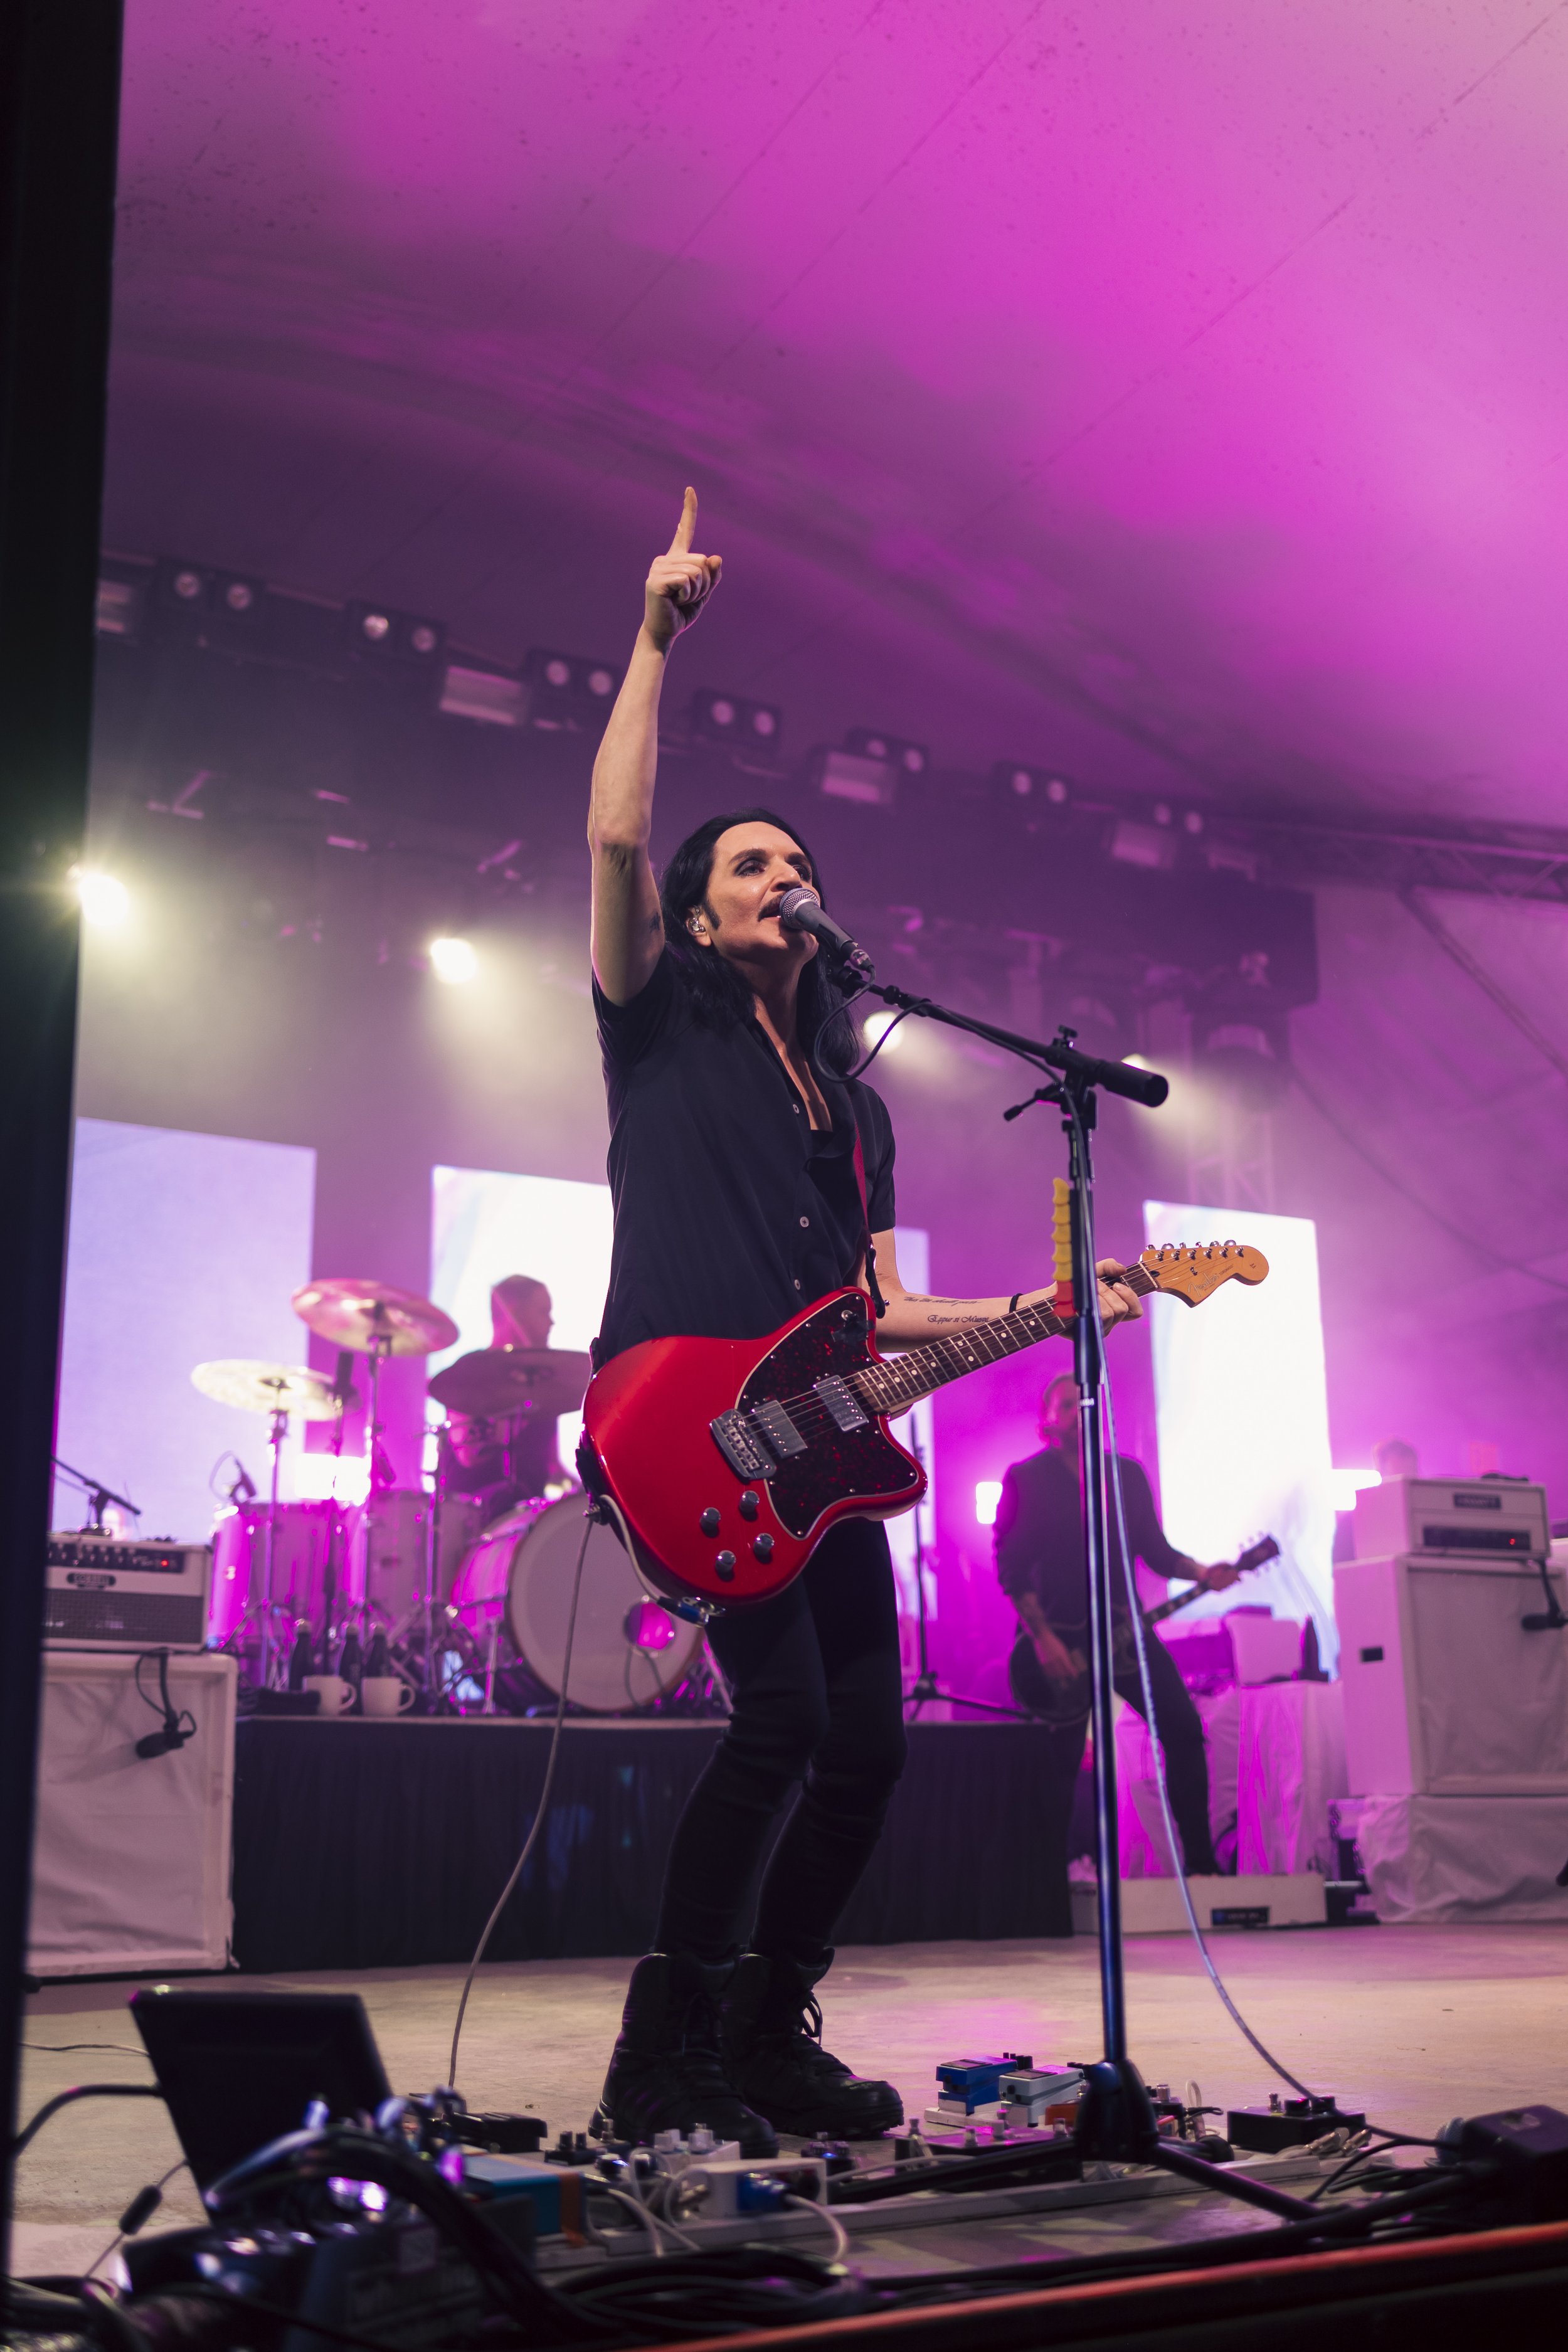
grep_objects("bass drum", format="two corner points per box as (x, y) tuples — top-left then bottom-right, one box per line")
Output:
(451, 1495), (706, 1714)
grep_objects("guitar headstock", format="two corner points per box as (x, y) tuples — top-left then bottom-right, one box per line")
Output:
(1138, 1239), (1270, 1306)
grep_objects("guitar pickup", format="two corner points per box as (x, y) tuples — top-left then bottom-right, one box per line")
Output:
(751, 1398), (807, 1457)
(814, 1375), (868, 1433)
(710, 1411), (778, 1481)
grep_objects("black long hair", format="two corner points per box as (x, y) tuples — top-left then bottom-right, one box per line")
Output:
(659, 806), (859, 1077)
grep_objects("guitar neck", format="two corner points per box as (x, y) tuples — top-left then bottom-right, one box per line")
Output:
(854, 1264), (1159, 1415)
(1143, 1581), (1207, 1631)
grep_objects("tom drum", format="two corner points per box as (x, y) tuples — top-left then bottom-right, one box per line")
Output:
(209, 1500), (359, 1648)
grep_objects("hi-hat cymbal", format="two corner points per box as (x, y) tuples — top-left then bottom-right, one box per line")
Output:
(191, 1360), (341, 1419)
(428, 1346), (591, 1421)
(291, 1278), (459, 1357)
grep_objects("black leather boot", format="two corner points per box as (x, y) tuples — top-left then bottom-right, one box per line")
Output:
(720, 1951), (904, 2138)
(594, 1951), (778, 2157)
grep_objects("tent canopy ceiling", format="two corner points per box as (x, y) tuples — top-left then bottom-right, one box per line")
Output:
(106, 0), (1568, 826)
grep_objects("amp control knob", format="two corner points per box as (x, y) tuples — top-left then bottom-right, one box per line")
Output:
(714, 1551), (736, 1581)
(751, 1534), (775, 1562)
(699, 1508), (721, 1537)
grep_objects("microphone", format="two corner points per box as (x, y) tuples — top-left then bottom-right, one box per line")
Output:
(776, 886), (876, 977)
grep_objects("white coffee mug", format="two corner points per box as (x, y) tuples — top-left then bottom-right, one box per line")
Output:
(361, 1675), (415, 1719)
(303, 1674), (357, 1717)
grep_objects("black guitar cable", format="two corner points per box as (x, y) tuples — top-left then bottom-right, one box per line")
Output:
(446, 1500), (593, 2090)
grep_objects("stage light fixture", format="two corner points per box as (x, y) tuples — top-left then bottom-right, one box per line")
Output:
(991, 762), (1071, 810)
(1110, 818), (1177, 871)
(95, 573), (146, 640)
(439, 664), (525, 727)
(845, 726), (928, 777)
(688, 688), (784, 755)
(70, 866), (129, 929)
(975, 1480), (1003, 1527)
(815, 748), (897, 807)
(522, 647), (622, 729)
(429, 936), (479, 985)
(346, 601), (447, 672)
(154, 558), (267, 644)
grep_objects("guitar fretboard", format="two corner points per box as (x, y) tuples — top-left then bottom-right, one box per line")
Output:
(851, 1264), (1159, 1414)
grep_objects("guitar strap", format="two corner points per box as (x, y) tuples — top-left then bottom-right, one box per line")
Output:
(849, 1113), (887, 1322)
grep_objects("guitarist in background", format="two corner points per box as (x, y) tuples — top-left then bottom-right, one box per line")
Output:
(586, 490), (1143, 2156)
(996, 1373), (1244, 1926)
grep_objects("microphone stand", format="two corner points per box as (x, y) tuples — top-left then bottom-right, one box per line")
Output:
(51, 1456), (140, 1536)
(833, 956), (1319, 2219)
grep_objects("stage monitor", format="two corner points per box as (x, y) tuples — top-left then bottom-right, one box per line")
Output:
(130, 1988), (392, 2189)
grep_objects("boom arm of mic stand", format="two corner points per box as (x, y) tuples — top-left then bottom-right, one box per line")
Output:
(861, 983), (1170, 1107)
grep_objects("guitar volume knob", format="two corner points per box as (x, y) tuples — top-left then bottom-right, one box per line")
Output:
(714, 1551), (736, 1581)
(700, 1508), (721, 1537)
(738, 1491), (759, 1522)
(751, 1534), (774, 1562)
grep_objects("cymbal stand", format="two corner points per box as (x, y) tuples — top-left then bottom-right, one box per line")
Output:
(365, 1316), (397, 1498)
(220, 1402), (295, 1688)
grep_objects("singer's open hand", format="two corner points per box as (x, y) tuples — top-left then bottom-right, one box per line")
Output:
(644, 487), (721, 650)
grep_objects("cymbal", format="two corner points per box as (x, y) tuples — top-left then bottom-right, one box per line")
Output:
(291, 1277), (459, 1357)
(428, 1346), (591, 1421)
(191, 1360), (341, 1420)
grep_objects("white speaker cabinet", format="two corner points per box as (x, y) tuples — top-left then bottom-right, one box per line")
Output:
(28, 1649), (237, 1977)
(1335, 1554), (1568, 1798)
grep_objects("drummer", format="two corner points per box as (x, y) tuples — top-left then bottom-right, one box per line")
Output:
(437, 1276), (567, 1523)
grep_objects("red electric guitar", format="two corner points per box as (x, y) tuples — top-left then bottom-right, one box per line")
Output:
(579, 1239), (1269, 1611)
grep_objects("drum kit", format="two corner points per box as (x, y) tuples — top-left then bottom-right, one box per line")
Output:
(193, 1278), (719, 1718)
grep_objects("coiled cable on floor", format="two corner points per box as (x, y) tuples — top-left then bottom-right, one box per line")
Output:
(446, 1502), (594, 2092)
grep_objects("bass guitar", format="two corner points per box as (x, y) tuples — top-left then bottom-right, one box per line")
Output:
(578, 1238), (1268, 1610)
(1007, 1534), (1281, 1727)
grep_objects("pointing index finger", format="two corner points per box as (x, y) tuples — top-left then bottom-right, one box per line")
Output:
(668, 485), (698, 556)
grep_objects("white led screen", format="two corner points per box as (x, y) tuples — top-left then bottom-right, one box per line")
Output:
(1143, 1201), (1336, 1665)
(54, 1120), (316, 1542)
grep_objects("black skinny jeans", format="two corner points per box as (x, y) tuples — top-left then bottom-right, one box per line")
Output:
(653, 1518), (908, 1968)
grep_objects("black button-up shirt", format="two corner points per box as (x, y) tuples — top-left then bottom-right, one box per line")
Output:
(993, 1446), (1190, 1631)
(593, 951), (896, 1363)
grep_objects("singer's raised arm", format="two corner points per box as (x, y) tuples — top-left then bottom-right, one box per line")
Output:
(588, 488), (721, 1005)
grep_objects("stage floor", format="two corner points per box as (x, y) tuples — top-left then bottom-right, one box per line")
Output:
(16, 1923), (1568, 2284)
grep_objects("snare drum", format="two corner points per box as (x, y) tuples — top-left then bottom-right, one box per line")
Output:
(450, 1494), (705, 1714)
